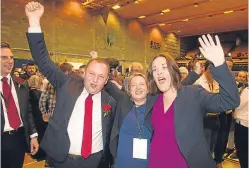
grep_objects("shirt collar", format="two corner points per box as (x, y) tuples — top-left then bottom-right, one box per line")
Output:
(0, 74), (11, 81)
(82, 87), (101, 98)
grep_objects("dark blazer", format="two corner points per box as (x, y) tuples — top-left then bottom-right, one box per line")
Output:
(106, 71), (200, 164)
(163, 63), (239, 167)
(1, 76), (37, 147)
(26, 33), (116, 165)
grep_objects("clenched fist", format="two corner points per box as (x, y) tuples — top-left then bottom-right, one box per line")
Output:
(25, 1), (44, 27)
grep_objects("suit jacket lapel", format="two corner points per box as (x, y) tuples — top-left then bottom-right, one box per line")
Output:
(12, 77), (24, 120)
(101, 90), (110, 147)
(1, 101), (4, 133)
(144, 95), (159, 132)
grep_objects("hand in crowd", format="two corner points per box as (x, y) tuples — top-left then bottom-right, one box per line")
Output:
(198, 34), (225, 67)
(25, 1), (44, 27)
(42, 114), (50, 122)
(90, 51), (98, 58)
(30, 137), (39, 155)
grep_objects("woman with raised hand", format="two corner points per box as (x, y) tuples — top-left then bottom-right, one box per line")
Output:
(106, 67), (200, 167)
(147, 34), (240, 168)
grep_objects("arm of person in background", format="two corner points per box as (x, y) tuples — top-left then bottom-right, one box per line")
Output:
(90, 51), (98, 58)
(196, 34), (240, 114)
(110, 80), (123, 90)
(39, 89), (49, 122)
(105, 80), (128, 101)
(25, 2), (68, 91)
(182, 61), (202, 85)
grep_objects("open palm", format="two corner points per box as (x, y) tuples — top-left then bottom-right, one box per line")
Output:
(198, 34), (225, 67)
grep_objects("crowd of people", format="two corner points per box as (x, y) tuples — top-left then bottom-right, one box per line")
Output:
(0, 1), (247, 168)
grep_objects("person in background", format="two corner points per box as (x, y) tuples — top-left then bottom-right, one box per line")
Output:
(12, 70), (20, 77)
(223, 58), (236, 158)
(122, 62), (144, 91)
(233, 83), (248, 168)
(28, 75), (47, 161)
(78, 65), (86, 79)
(227, 70), (248, 160)
(1, 41), (39, 167)
(147, 35), (240, 168)
(213, 57), (237, 167)
(236, 71), (247, 84)
(105, 58), (123, 86)
(179, 67), (189, 82)
(37, 72), (49, 92)
(20, 63), (38, 80)
(225, 58), (233, 72)
(194, 60), (220, 154)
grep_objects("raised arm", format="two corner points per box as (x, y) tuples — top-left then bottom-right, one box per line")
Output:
(181, 71), (200, 85)
(25, 2), (68, 90)
(182, 61), (202, 85)
(197, 35), (240, 113)
(105, 80), (128, 101)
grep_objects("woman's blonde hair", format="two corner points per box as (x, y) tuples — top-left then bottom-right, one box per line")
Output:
(125, 73), (148, 96)
(28, 75), (43, 90)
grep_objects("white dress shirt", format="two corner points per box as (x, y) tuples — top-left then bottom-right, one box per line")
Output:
(234, 88), (248, 127)
(0, 74), (38, 138)
(0, 74), (23, 131)
(67, 88), (103, 155)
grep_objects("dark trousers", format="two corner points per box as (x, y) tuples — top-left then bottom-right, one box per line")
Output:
(214, 113), (232, 163)
(1, 127), (28, 168)
(204, 128), (218, 153)
(52, 151), (104, 168)
(234, 122), (248, 168)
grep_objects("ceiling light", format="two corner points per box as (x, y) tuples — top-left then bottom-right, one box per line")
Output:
(112, 5), (120, 9)
(138, 15), (146, 19)
(182, 18), (189, 22)
(224, 10), (234, 14)
(160, 12), (164, 15)
(134, 0), (139, 4)
(194, 3), (198, 7)
(178, 30), (181, 32)
(159, 23), (165, 26)
(162, 9), (171, 13)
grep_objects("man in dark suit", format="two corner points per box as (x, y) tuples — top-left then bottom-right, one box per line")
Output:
(1, 42), (39, 168)
(25, 2), (116, 167)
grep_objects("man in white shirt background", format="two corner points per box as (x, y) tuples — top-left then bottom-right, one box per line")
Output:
(233, 83), (248, 168)
(1, 41), (39, 167)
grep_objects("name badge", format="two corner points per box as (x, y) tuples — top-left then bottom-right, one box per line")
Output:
(133, 138), (147, 159)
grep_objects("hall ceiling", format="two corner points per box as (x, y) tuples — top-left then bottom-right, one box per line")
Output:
(81, 0), (248, 37)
